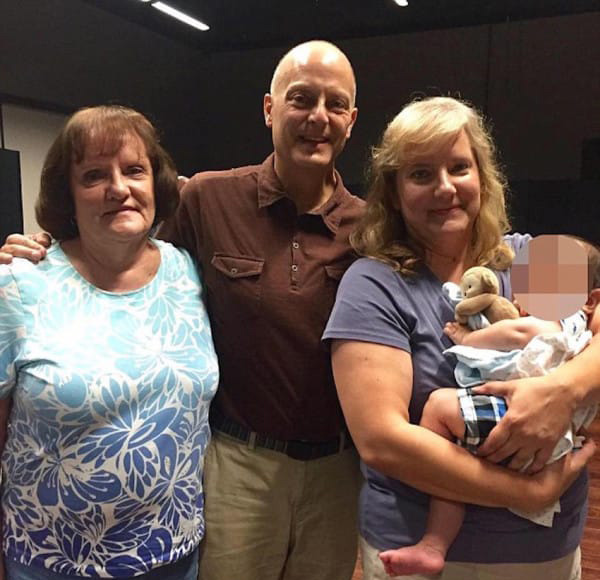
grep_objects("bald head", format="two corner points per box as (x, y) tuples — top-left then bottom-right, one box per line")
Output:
(270, 40), (356, 106)
(263, 39), (358, 177)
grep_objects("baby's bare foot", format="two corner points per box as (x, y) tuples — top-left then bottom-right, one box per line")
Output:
(379, 543), (445, 577)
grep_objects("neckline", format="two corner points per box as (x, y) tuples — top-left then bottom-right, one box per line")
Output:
(54, 238), (163, 296)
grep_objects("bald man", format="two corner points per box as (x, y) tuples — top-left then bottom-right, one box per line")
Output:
(0, 40), (363, 579)
(159, 41), (364, 580)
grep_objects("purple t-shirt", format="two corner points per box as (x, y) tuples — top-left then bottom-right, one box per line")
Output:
(323, 233), (588, 563)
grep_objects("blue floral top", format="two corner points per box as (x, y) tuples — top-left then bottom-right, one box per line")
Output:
(0, 240), (219, 577)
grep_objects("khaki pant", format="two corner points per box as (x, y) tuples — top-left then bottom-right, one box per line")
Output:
(360, 537), (581, 580)
(199, 431), (361, 580)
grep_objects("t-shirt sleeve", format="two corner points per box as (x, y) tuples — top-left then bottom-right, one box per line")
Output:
(156, 177), (204, 259)
(323, 259), (413, 352)
(497, 232), (532, 299)
(0, 266), (26, 399)
(505, 232), (532, 254)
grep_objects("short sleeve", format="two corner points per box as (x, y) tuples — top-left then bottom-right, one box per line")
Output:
(497, 232), (532, 299)
(323, 258), (413, 352)
(505, 232), (532, 254)
(0, 266), (26, 398)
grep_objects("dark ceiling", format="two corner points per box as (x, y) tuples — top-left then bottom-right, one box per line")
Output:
(82, 0), (600, 53)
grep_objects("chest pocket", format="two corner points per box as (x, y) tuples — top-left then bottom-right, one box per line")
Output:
(208, 253), (264, 323)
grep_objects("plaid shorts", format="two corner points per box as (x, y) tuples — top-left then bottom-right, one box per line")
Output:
(457, 388), (508, 453)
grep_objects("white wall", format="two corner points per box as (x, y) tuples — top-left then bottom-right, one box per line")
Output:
(3, 104), (66, 234)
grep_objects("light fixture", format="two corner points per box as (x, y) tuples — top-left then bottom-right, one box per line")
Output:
(394, 0), (409, 6)
(151, 1), (210, 31)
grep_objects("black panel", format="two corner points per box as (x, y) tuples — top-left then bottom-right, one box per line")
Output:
(0, 149), (23, 242)
(582, 138), (600, 180)
(509, 180), (600, 245)
(80, 0), (600, 52)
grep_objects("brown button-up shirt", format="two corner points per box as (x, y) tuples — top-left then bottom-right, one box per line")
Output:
(159, 154), (365, 440)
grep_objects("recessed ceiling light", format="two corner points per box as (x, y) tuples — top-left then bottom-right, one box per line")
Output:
(151, 1), (210, 31)
(394, 0), (409, 6)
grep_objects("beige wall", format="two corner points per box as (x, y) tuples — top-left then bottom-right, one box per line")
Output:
(3, 104), (66, 234)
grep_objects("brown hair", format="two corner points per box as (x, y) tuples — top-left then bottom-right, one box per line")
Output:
(36, 105), (179, 240)
(572, 236), (600, 291)
(590, 246), (600, 291)
(351, 96), (513, 274)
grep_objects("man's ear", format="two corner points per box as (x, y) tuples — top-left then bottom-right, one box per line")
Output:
(263, 93), (273, 128)
(583, 288), (600, 315)
(345, 107), (358, 139)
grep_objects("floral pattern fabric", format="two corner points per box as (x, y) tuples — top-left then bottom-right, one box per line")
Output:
(0, 240), (219, 578)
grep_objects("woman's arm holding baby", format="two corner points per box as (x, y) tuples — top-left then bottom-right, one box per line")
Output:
(475, 334), (600, 472)
(332, 339), (594, 511)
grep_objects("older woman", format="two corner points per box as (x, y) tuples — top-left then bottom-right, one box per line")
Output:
(0, 106), (218, 579)
(323, 97), (595, 579)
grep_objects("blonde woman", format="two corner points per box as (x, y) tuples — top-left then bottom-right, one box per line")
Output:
(324, 97), (597, 579)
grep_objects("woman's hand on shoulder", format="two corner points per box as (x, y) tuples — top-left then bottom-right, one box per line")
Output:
(0, 232), (51, 265)
(472, 375), (577, 473)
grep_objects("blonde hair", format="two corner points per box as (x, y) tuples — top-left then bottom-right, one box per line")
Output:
(352, 96), (513, 274)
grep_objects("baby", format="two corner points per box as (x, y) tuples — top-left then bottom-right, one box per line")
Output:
(379, 236), (600, 577)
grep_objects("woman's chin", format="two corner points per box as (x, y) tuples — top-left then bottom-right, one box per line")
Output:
(423, 221), (472, 238)
(435, 217), (474, 235)
(100, 225), (151, 243)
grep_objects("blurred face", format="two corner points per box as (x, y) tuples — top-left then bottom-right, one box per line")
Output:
(264, 45), (357, 173)
(512, 235), (589, 320)
(395, 129), (481, 249)
(69, 133), (155, 244)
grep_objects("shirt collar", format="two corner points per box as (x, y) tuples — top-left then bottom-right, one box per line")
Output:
(256, 153), (350, 234)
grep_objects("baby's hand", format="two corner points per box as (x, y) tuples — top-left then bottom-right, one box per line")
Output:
(444, 322), (471, 345)
(512, 299), (529, 317)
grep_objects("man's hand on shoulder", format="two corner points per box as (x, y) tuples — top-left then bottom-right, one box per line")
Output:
(0, 233), (51, 265)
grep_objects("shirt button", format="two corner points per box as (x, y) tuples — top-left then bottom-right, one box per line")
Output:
(292, 241), (300, 249)
(291, 264), (298, 272)
(230, 267), (238, 274)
